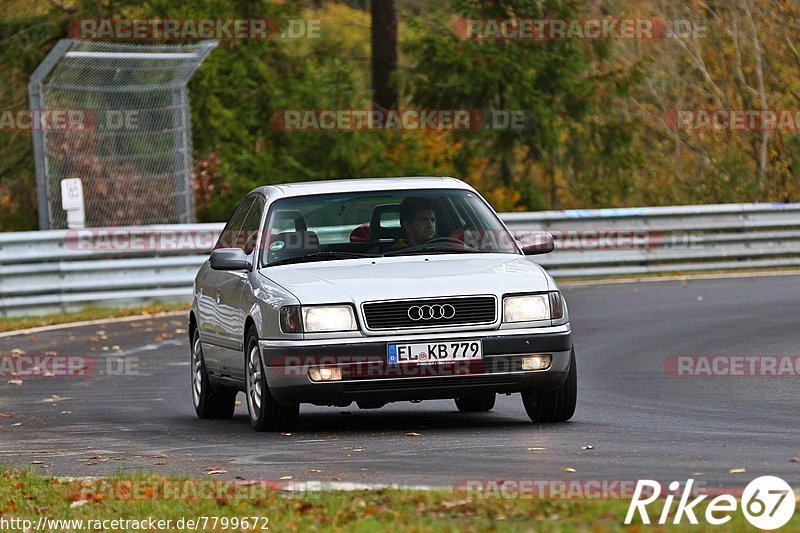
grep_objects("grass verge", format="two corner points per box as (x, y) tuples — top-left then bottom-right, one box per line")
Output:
(0, 302), (190, 333)
(0, 468), (793, 532)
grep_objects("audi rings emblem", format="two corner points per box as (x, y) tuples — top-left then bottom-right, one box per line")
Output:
(407, 304), (456, 321)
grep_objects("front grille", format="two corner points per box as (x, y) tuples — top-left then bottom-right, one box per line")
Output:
(343, 374), (520, 393)
(362, 296), (496, 330)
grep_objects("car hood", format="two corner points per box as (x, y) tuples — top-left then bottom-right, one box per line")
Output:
(259, 254), (551, 305)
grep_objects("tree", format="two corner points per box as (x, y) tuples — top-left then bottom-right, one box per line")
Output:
(371, 0), (398, 109)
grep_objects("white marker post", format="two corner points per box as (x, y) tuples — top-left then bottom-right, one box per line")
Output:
(60, 178), (85, 229)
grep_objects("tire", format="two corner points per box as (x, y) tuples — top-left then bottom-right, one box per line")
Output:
(245, 327), (299, 432)
(454, 393), (496, 412)
(191, 329), (236, 419)
(521, 348), (577, 423)
(356, 400), (386, 409)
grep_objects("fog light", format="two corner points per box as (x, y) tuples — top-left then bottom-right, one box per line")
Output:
(521, 354), (551, 371)
(309, 365), (342, 382)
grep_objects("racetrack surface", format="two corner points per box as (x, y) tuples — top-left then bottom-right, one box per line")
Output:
(1, 275), (798, 489)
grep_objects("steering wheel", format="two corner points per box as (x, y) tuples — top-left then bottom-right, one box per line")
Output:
(423, 236), (479, 251)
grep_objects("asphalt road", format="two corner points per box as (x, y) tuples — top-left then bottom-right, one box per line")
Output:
(1, 274), (798, 489)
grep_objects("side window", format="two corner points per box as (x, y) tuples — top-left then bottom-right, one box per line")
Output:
(240, 196), (266, 254)
(215, 196), (255, 250)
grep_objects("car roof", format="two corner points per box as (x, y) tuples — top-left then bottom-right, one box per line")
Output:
(251, 177), (475, 198)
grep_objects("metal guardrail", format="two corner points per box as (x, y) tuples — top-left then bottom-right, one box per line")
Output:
(2, 203), (800, 316)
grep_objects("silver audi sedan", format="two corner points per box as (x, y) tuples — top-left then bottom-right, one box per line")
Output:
(190, 177), (576, 431)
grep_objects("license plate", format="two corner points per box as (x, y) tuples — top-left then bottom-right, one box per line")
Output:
(387, 340), (483, 365)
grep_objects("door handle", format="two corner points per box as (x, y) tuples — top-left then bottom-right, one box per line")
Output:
(215, 289), (221, 304)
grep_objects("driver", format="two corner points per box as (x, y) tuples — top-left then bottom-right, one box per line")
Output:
(397, 197), (437, 247)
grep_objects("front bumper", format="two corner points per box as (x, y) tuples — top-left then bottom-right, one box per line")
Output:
(259, 326), (573, 406)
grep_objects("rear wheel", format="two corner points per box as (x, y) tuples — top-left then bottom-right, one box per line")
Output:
(245, 327), (299, 432)
(521, 349), (577, 423)
(191, 330), (236, 419)
(454, 393), (496, 412)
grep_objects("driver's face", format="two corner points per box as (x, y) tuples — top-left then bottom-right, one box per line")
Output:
(405, 209), (436, 245)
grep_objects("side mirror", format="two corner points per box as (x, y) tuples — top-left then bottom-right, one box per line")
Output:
(210, 248), (252, 271)
(520, 232), (555, 255)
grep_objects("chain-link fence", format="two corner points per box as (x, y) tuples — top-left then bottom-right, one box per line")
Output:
(29, 39), (217, 230)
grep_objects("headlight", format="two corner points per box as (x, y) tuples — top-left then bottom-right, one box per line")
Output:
(503, 294), (550, 322)
(302, 305), (358, 332)
(280, 305), (358, 333)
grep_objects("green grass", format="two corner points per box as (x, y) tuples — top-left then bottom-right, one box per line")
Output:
(0, 468), (794, 531)
(0, 302), (190, 333)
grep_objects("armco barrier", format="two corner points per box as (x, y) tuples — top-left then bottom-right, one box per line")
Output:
(2, 203), (800, 316)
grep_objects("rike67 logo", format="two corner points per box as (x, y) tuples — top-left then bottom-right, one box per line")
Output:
(625, 476), (796, 529)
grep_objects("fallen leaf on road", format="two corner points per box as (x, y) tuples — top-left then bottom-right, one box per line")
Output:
(729, 468), (746, 474)
(11, 422), (22, 426)
(790, 457), (800, 463)
(305, 469), (322, 473)
(61, 411), (72, 415)
(174, 328), (187, 334)
(87, 455), (101, 460)
(153, 462), (166, 466)
(581, 445), (595, 450)
(151, 454), (169, 459)
(29, 461), (44, 465)
(405, 432), (422, 437)
(563, 468), (576, 473)
(85, 462), (97, 466)
(0, 413), (12, 419)
(204, 470), (227, 475)
(7, 380), (22, 386)
(279, 475), (293, 480)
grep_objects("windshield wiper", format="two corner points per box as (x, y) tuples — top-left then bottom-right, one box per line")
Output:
(383, 246), (483, 257)
(267, 251), (379, 267)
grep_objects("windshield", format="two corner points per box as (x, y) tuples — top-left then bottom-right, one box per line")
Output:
(259, 188), (519, 267)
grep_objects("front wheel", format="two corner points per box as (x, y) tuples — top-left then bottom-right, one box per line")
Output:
(191, 330), (236, 419)
(521, 349), (577, 423)
(245, 327), (299, 432)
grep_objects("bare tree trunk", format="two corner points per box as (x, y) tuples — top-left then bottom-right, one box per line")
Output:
(371, 0), (398, 110)
(744, 0), (769, 199)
